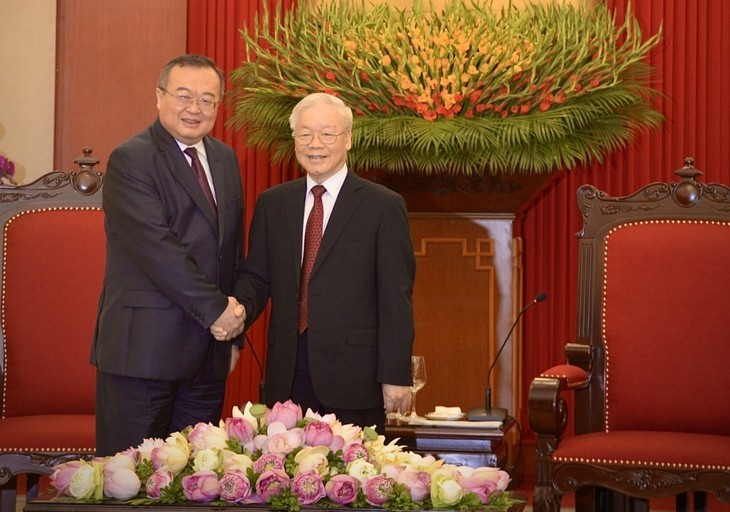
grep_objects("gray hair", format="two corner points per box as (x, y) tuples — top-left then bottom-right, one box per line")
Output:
(289, 93), (353, 131)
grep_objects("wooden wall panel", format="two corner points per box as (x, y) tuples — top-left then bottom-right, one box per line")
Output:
(55, 0), (186, 171)
(409, 214), (520, 417)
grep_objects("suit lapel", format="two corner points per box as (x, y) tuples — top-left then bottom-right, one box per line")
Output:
(287, 179), (308, 282)
(203, 139), (225, 237)
(152, 119), (219, 233)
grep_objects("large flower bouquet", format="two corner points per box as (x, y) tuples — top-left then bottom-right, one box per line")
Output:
(49, 401), (518, 510)
(229, 0), (662, 175)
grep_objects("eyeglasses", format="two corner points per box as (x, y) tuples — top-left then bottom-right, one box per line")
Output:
(159, 88), (220, 113)
(293, 130), (347, 146)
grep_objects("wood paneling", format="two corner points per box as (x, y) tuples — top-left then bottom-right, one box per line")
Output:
(54, 0), (186, 171)
(409, 214), (520, 418)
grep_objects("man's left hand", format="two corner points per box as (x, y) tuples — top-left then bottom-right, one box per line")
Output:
(382, 384), (411, 415)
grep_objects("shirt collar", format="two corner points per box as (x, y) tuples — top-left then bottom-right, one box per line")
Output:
(306, 165), (347, 197)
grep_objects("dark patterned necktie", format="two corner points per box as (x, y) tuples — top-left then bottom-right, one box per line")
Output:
(184, 147), (217, 218)
(298, 185), (326, 333)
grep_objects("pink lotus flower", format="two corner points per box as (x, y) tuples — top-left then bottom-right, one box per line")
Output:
(363, 474), (394, 506)
(218, 470), (252, 503)
(457, 466), (511, 502)
(50, 460), (87, 495)
(255, 468), (290, 501)
(187, 422), (228, 452)
(253, 452), (284, 473)
(265, 400), (301, 429)
(145, 468), (174, 499)
(342, 441), (369, 463)
(324, 474), (359, 505)
(304, 420), (334, 447)
(103, 453), (141, 500)
(181, 470), (219, 501)
(224, 416), (255, 444)
(290, 470), (326, 505)
(266, 428), (304, 455)
(397, 469), (431, 502)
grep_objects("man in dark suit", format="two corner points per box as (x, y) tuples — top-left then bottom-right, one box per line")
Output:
(235, 93), (415, 433)
(92, 54), (246, 455)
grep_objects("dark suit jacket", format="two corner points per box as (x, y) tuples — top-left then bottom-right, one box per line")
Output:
(240, 171), (415, 410)
(91, 118), (244, 381)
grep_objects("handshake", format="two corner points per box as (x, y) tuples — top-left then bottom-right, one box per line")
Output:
(210, 296), (246, 341)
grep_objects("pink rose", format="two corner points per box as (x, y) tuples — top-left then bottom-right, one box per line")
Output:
(397, 469), (431, 502)
(253, 453), (285, 474)
(255, 469), (291, 502)
(304, 420), (334, 447)
(342, 441), (369, 464)
(225, 416), (255, 444)
(290, 470), (326, 505)
(265, 400), (302, 429)
(218, 470), (252, 503)
(145, 468), (174, 499)
(182, 470), (219, 501)
(50, 460), (87, 495)
(363, 474), (394, 507)
(324, 474), (359, 505)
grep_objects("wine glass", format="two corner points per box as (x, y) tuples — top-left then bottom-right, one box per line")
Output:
(409, 355), (427, 418)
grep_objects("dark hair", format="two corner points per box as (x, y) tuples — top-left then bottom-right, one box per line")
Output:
(158, 54), (225, 98)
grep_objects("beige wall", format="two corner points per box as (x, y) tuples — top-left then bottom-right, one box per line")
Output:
(0, 0), (57, 184)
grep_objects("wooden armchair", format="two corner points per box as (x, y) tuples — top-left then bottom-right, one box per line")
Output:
(528, 158), (730, 512)
(0, 149), (104, 511)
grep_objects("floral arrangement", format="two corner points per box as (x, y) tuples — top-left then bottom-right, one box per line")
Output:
(228, 0), (662, 176)
(0, 155), (17, 185)
(49, 401), (518, 511)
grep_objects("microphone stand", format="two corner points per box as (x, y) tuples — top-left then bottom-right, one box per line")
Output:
(467, 293), (547, 422)
(244, 333), (266, 404)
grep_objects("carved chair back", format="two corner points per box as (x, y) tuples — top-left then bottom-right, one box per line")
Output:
(0, 149), (104, 509)
(571, 159), (730, 436)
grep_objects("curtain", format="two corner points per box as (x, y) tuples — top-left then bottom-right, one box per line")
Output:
(187, 0), (730, 420)
(187, 0), (299, 412)
(517, 0), (730, 437)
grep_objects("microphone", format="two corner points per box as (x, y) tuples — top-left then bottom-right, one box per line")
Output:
(243, 333), (266, 403)
(467, 292), (547, 422)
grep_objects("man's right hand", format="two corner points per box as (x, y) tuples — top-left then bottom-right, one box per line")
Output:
(210, 297), (246, 341)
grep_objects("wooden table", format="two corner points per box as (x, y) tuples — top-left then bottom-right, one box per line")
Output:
(25, 494), (527, 511)
(384, 417), (517, 475)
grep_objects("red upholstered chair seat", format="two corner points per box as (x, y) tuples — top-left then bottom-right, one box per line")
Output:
(554, 431), (730, 471)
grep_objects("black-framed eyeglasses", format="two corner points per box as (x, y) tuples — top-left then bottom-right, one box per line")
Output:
(159, 88), (220, 113)
(292, 130), (348, 146)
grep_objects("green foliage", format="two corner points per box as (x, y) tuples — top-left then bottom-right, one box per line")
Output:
(229, 0), (662, 175)
(269, 488), (303, 511)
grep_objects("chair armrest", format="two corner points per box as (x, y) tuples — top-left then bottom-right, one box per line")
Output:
(528, 364), (589, 436)
(565, 340), (593, 372)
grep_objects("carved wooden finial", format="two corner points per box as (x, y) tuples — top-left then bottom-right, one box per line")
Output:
(74, 146), (100, 173)
(673, 157), (703, 206)
(72, 147), (103, 195)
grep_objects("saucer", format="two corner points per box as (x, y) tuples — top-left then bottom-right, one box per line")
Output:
(425, 411), (466, 421)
